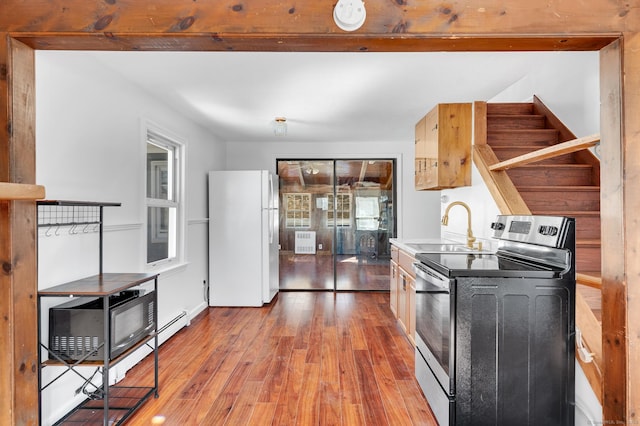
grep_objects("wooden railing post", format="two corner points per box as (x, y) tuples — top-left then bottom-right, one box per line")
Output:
(0, 35), (39, 426)
(473, 101), (488, 146)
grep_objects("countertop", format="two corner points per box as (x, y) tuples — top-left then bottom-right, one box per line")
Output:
(389, 237), (495, 257)
(389, 238), (455, 257)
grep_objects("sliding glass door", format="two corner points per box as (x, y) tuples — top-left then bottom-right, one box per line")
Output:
(278, 160), (335, 290)
(277, 159), (396, 291)
(334, 160), (395, 290)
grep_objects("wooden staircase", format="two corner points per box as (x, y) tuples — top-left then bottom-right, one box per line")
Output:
(473, 97), (603, 403)
(486, 100), (602, 279)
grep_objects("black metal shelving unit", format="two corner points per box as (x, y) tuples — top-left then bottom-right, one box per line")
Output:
(37, 201), (159, 426)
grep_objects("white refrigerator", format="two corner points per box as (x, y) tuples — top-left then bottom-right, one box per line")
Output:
(208, 170), (279, 306)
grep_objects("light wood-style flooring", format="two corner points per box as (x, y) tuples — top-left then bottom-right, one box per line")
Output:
(123, 292), (436, 425)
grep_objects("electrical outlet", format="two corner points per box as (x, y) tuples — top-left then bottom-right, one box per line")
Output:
(318, 243), (323, 250)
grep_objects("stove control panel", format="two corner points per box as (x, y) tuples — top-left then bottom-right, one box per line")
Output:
(492, 215), (573, 249)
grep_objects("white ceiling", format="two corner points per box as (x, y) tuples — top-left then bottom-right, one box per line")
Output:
(87, 50), (589, 143)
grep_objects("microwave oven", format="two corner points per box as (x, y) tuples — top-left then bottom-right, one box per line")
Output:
(48, 290), (156, 362)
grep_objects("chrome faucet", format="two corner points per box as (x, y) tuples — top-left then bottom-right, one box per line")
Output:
(442, 201), (478, 249)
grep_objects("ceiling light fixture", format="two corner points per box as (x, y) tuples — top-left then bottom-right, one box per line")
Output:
(273, 117), (287, 136)
(333, 0), (366, 32)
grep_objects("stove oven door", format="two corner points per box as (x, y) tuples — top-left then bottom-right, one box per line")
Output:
(413, 262), (455, 425)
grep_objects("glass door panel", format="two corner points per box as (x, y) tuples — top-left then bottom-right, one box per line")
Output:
(277, 159), (395, 291)
(334, 160), (395, 291)
(277, 160), (335, 290)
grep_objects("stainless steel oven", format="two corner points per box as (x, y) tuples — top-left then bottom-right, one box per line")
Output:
(412, 215), (576, 426)
(413, 264), (455, 424)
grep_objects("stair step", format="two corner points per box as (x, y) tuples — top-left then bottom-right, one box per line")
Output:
(576, 242), (601, 273)
(487, 114), (546, 130)
(484, 101), (602, 276)
(487, 129), (559, 146)
(506, 164), (594, 186)
(487, 103), (534, 115)
(577, 239), (601, 247)
(519, 186), (600, 211)
(491, 146), (577, 164)
(577, 285), (602, 321)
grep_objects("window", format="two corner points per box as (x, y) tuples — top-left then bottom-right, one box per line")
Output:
(146, 127), (183, 265)
(327, 193), (352, 227)
(284, 193), (311, 228)
(355, 196), (380, 230)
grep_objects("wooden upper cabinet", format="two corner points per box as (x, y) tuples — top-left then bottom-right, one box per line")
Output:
(415, 103), (472, 190)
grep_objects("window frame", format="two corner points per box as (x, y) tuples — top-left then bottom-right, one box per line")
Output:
(284, 193), (311, 228)
(143, 121), (186, 269)
(355, 195), (380, 231)
(327, 192), (352, 227)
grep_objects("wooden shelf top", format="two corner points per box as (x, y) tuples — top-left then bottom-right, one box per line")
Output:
(0, 182), (45, 200)
(38, 273), (158, 296)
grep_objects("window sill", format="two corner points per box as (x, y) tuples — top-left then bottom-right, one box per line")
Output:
(146, 260), (189, 277)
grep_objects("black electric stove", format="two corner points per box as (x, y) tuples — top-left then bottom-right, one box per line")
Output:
(416, 214), (575, 279)
(415, 252), (565, 278)
(413, 215), (576, 426)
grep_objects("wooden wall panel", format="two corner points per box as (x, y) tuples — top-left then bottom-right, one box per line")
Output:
(10, 39), (39, 426)
(0, 33), (14, 426)
(12, 34), (621, 53)
(621, 32), (640, 422)
(0, 36), (8, 183)
(0, 0), (637, 34)
(0, 36), (38, 426)
(600, 34), (640, 423)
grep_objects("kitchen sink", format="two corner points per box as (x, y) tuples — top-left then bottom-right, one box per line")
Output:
(405, 243), (478, 253)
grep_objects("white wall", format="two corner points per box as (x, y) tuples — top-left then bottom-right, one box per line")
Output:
(35, 51), (225, 425)
(488, 52), (600, 137)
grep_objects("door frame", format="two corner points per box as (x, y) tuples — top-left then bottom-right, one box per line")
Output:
(277, 157), (397, 291)
(0, 7), (634, 418)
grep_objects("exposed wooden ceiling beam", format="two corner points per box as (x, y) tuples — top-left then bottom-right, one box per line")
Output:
(11, 33), (619, 52)
(358, 161), (368, 184)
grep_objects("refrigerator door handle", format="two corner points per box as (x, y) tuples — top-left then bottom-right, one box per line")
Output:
(269, 208), (274, 244)
(269, 173), (275, 209)
(268, 173), (275, 244)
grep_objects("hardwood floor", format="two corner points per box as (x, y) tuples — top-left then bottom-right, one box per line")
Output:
(279, 254), (391, 291)
(123, 292), (436, 425)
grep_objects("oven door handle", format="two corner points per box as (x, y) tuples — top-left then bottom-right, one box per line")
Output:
(413, 262), (451, 292)
(422, 288), (451, 294)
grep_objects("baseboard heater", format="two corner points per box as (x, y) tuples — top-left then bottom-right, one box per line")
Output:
(295, 231), (316, 254)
